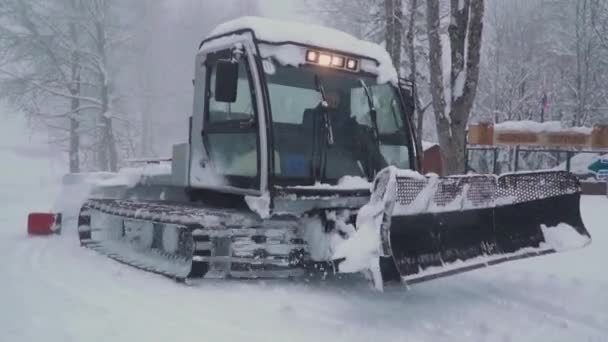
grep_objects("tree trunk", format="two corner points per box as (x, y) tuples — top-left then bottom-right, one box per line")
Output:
(141, 100), (153, 157)
(69, 73), (80, 173)
(426, 0), (485, 175)
(68, 5), (80, 173)
(101, 83), (118, 171)
(385, 0), (403, 68)
(95, 19), (118, 172)
(404, 0), (426, 149)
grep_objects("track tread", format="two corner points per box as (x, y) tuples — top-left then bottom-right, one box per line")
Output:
(78, 199), (307, 281)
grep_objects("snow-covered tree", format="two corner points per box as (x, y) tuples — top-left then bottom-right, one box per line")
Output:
(0, 0), (138, 172)
(0, 0), (91, 172)
(426, 0), (485, 174)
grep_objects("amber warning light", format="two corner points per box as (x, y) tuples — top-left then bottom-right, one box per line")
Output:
(305, 49), (359, 72)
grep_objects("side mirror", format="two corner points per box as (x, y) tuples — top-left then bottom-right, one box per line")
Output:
(214, 60), (239, 103)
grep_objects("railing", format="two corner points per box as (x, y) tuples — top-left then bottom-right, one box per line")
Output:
(465, 145), (607, 174)
(599, 170), (608, 198)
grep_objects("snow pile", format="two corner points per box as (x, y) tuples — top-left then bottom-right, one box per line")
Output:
(336, 175), (372, 189)
(259, 44), (305, 67)
(553, 153), (601, 175)
(494, 120), (593, 134)
(332, 200), (385, 290)
(422, 140), (439, 151)
(331, 168), (398, 290)
(299, 214), (354, 262)
(245, 192), (271, 218)
(291, 176), (371, 190)
(541, 223), (591, 252)
(94, 163), (172, 188)
(207, 16), (397, 83)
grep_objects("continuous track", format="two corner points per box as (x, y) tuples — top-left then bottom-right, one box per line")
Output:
(77, 199), (307, 281)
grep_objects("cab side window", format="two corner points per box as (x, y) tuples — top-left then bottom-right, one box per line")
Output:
(208, 62), (255, 122)
(204, 53), (260, 188)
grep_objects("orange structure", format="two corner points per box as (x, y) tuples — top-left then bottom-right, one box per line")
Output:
(468, 121), (608, 149)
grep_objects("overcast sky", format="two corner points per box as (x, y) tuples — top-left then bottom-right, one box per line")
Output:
(258, 0), (311, 21)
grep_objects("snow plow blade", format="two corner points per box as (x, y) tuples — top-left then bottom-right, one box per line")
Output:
(374, 169), (591, 285)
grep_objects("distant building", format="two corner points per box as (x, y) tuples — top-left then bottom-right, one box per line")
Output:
(421, 141), (443, 176)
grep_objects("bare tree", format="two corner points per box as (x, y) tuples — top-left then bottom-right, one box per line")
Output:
(385, 0), (403, 67)
(85, 0), (118, 171)
(0, 0), (135, 172)
(0, 0), (99, 172)
(426, 0), (485, 174)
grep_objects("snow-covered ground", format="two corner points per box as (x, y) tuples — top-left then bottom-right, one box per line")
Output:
(1, 116), (607, 342)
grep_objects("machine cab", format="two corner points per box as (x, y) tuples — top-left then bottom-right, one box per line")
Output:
(188, 17), (419, 202)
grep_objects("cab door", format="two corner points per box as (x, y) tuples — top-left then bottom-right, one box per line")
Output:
(190, 38), (267, 195)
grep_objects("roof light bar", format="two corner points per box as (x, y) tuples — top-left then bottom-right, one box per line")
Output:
(331, 56), (345, 68)
(318, 54), (332, 66)
(305, 49), (359, 72)
(306, 50), (318, 63)
(346, 58), (358, 71)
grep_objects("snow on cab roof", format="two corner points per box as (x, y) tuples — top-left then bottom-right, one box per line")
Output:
(207, 16), (397, 82)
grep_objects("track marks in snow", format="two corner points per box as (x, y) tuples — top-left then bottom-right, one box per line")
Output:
(19, 236), (261, 342)
(2, 196), (607, 342)
(5, 230), (607, 342)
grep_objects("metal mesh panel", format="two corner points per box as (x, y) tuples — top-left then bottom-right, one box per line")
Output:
(432, 178), (461, 207)
(395, 175), (497, 209)
(395, 177), (427, 206)
(462, 175), (497, 207)
(497, 171), (580, 203)
(392, 171), (578, 213)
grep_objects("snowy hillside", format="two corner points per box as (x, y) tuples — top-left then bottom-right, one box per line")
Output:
(1, 116), (607, 342)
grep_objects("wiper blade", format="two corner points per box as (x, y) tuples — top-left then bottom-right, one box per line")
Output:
(359, 79), (380, 142)
(314, 75), (334, 146)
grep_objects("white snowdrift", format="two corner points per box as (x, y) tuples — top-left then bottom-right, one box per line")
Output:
(290, 175), (371, 191)
(422, 140), (439, 151)
(331, 168), (399, 290)
(333, 205), (384, 269)
(300, 216), (350, 262)
(245, 192), (271, 219)
(541, 223), (591, 252)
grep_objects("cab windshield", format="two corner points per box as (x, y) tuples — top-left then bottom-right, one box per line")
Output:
(264, 60), (411, 186)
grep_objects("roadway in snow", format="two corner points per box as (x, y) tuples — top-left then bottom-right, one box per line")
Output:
(1, 116), (607, 342)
